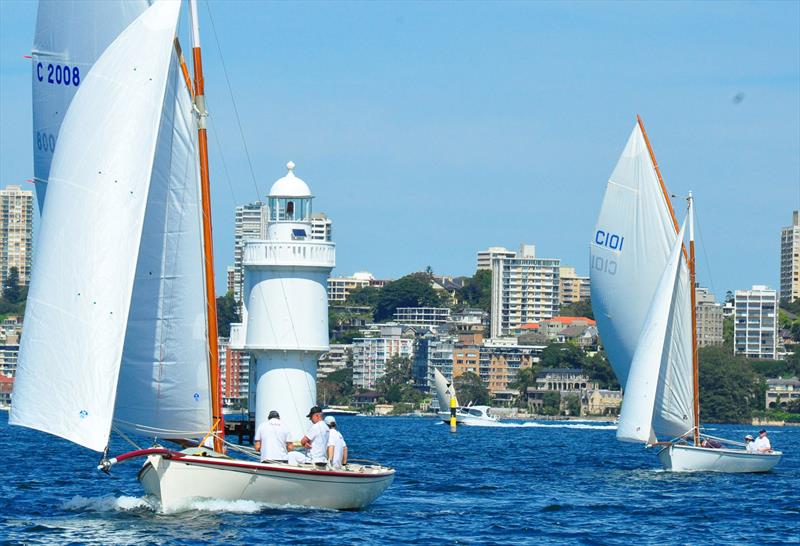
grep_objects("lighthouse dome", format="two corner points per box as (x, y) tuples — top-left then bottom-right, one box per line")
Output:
(269, 161), (312, 198)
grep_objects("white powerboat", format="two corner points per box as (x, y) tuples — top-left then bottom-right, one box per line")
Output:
(433, 368), (498, 426)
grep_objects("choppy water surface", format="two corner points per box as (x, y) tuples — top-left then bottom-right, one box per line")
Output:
(1, 413), (797, 544)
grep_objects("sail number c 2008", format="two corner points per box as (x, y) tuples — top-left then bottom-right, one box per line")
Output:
(36, 63), (80, 87)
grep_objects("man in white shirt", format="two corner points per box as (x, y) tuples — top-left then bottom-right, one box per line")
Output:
(744, 434), (756, 453)
(753, 429), (772, 453)
(325, 416), (348, 468)
(296, 406), (329, 468)
(254, 410), (293, 463)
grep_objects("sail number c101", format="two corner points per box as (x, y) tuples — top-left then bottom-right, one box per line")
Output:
(36, 62), (80, 87)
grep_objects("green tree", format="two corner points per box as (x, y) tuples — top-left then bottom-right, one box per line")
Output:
(541, 391), (561, 415)
(698, 346), (760, 423)
(454, 371), (490, 406)
(374, 273), (443, 322)
(318, 367), (354, 406)
(509, 366), (538, 408)
(375, 356), (421, 404)
(215, 290), (240, 337)
(582, 352), (620, 389)
(722, 316), (734, 350)
(558, 298), (593, 320)
(346, 285), (381, 307)
(457, 270), (492, 312)
(540, 343), (586, 368)
(564, 394), (581, 416)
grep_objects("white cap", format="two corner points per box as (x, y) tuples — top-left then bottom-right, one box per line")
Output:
(324, 415), (336, 425)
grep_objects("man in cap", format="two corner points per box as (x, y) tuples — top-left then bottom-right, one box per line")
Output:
(296, 405), (330, 468)
(325, 416), (348, 469)
(744, 434), (756, 453)
(254, 410), (293, 463)
(753, 429), (772, 453)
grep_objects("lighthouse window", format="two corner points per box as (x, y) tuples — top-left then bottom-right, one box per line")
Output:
(286, 201), (295, 219)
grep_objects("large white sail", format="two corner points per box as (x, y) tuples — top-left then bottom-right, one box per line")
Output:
(11, 1), (183, 452)
(590, 123), (680, 388)
(31, 0), (150, 212)
(112, 40), (212, 438)
(434, 368), (459, 411)
(617, 219), (694, 442)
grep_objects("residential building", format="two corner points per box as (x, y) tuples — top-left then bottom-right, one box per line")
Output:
(476, 246), (516, 271)
(394, 307), (451, 328)
(765, 377), (800, 409)
(0, 185), (34, 286)
(696, 287), (724, 347)
(581, 389), (622, 416)
(0, 376), (12, 408)
(0, 316), (22, 378)
(780, 210), (800, 302)
(452, 333), (483, 379)
(538, 316), (596, 340)
(310, 212), (333, 242)
(490, 244), (560, 338)
(448, 308), (488, 335)
(413, 332), (457, 392)
(219, 336), (250, 409)
(327, 271), (376, 303)
(479, 337), (543, 394)
(352, 324), (414, 389)
(733, 285), (778, 359)
(233, 201), (267, 305)
(318, 344), (351, 378)
(559, 267), (590, 305)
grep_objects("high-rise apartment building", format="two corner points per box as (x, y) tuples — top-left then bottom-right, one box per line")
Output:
(476, 246), (517, 271)
(559, 266), (590, 305)
(490, 244), (560, 338)
(352, 324), (413, 389)
(780, 210), (800, 302)
(233, 201), (267, 305)
(695, 287), (723, 347)
(0, 185), (34, 287)
(310, 212), (333, 242)
(733, 285), (777, 359)
(328, 271), (375, 303)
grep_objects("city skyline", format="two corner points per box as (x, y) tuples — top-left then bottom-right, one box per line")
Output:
(1, 1), (798, 297)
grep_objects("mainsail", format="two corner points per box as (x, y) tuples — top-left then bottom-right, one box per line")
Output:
(433, 368), (458, 411)
(11, 1), (203, 452)
(31, 0), (150, 212)
(591, 120), (694, 442)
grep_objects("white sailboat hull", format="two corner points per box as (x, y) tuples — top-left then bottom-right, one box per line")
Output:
(657, 444), (782, 473)
(139, 454), (395, 511)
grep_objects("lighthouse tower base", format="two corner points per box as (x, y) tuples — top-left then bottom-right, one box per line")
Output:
(253, 350), (321, 440)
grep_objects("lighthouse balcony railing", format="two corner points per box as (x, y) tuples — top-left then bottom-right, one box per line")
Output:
(243, 240), (336, 268)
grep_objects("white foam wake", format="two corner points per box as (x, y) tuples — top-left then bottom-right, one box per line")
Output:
(62, 495), (153, 512)
(445, 421), (617, 430)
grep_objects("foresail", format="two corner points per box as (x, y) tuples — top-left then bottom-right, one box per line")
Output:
(590, 123), (680, 388)
(113, 42), (212, 439)
(10, 1), (183, 452)
(434, 368), (458, 410)
(617, 220), (691, 443)
(31, 0), (150, 212)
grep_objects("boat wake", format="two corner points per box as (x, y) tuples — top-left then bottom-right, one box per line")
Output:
(62, 494), (323, 515)
(437, 421), (617, 430)
(62, 495), (153, 512)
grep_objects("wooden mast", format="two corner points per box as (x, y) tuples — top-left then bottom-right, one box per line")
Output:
(638, 115), (697, 443)
(188, 0), (224, 453)
(688, 194), (700, 445)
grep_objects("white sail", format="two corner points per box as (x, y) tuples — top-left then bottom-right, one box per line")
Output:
(433, 368), (458, 411)
(112, 40), (212, 438)
(617, 219), (693, 442)
(31, 0), (150, 211)
(11, 1), (183, 452)
(590, 123), (681, 388)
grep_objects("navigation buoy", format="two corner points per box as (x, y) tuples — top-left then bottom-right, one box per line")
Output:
(450, 394), (457, 433)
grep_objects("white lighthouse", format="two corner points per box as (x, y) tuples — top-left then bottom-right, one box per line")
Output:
(242, 162), (335, 439)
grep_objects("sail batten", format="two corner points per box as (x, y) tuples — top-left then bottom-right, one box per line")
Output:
(11, 1), (184, 452)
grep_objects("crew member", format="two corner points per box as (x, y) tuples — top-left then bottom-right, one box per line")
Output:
(254, 410), (293, 463)
(325, 415), (348, 468)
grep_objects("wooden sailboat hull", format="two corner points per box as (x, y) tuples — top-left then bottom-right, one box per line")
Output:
(138, 453), (395, 511)
(657, 444), (782, 473)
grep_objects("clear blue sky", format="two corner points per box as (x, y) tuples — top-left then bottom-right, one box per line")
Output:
(1, 0), (798, 299)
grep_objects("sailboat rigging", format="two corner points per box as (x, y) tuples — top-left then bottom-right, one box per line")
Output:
(12, 0), (393, 509)
(591, 117), (781, 472)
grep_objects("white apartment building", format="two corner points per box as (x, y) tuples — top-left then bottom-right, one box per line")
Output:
(310, 212), (333, 242)
(233, 201), (267, 305)
(328, 271), (375, 302)
(393, 307), (451, 328)
(734, 285), (777, 359)
(490, 244), (560, 338)
(352, 324), (413, 389)
(318, 344), (351, 378)
(559, 266), (590, 305)
(0, 185), (34, 286)
(696, 287), (724, 347)
(780, 210), (800, 302)
(477, 246), (517, 271)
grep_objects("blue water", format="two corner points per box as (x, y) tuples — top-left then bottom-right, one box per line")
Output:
(1, 413), (797, 545)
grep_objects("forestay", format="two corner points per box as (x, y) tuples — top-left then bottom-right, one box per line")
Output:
(113, 30), (212, 438)
(31, 0), (150, 212)
(590, 123), (680, 388)
(616, 218), (694, 443)
(11, 1), (184, 452)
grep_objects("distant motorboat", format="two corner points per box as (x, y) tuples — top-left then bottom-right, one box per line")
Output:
(322, 407), (359, 416)
(433, 368), (498, 426)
